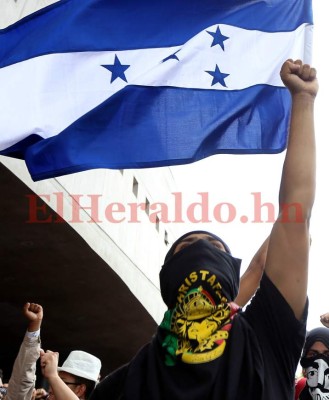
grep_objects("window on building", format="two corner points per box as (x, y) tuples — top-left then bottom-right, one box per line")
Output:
(164, 230), (169, 245)
(145, 198), (150, 215)
(132, 177), (138, 197)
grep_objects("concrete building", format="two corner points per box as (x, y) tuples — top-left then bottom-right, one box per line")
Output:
(0, 158), (180, 380)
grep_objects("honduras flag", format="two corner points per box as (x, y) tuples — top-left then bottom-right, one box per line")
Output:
(0, 0), (313, 181)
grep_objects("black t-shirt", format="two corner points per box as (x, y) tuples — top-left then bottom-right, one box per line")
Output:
(91, 274), (307, 400)
(241, 274), (307, 399)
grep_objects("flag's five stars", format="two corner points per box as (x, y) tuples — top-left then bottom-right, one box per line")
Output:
(162, 50), (181, 63)
(102, 55), (130, 83)
(206, 65), (229, 87)
(207, 26), (229, 51)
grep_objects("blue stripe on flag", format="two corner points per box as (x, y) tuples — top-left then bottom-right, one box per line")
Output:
(0, 0), (312, 68)
(19, 85), (290, 181)
(0, 0), (313, 181)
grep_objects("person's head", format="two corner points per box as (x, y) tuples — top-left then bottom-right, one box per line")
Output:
(48, 350), (101, 400)
(164, 231), (231, 262)
(302, 327), (329, 359)
(160, 230), (241, 309)
(300, 327), (329, 397)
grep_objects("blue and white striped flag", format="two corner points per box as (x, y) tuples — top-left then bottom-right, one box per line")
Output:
(0, 0), (313, 181)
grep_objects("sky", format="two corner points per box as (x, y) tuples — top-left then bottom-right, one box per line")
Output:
(170, 0), (329, 332)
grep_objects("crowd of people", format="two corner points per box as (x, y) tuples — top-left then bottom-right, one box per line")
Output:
(2, 305), (329, 399)
(0, 302), (101, 400)
(2, 303), (328, 400)
(0, 60), (321, 399)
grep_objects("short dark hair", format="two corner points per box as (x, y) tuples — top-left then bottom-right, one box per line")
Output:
(76, 376), (96, 399)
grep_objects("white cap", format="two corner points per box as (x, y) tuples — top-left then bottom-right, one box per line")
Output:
(58, 350), (101, 382)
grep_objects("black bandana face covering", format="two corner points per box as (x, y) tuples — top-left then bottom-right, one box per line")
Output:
(300, 354), (329, 399)
(160, 239), (241, 309)
(159, 239), (241, 366)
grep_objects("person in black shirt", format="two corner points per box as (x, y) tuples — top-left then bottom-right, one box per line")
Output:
(91, 59), (318, 400)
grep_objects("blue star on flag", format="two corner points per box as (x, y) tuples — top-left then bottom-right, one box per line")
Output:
(102, 55), (130, 83)
(206, 65), (229, 87)
(207, 26), (229, 51)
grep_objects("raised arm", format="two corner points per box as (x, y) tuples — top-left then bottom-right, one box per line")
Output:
(6, 303), (43, 400)
(320, 313), (329, 328)
(40, 350), (79, 400)
(24, 302), (43, 333)
(235, 236), (269, 308)
(265, 60), (318, 320)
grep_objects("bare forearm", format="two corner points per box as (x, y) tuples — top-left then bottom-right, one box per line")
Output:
(279, 93), (316, 218)
(47, 376), (79, 400)
(27, 319), (42, 332)
(235, 237), (269, 307)
(235, 269), (262, 308)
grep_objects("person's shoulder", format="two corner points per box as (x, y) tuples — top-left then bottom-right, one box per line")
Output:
(91, 364), (129, 400)
(241, 272), (307, 326)
(295, 377), (307, 400)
